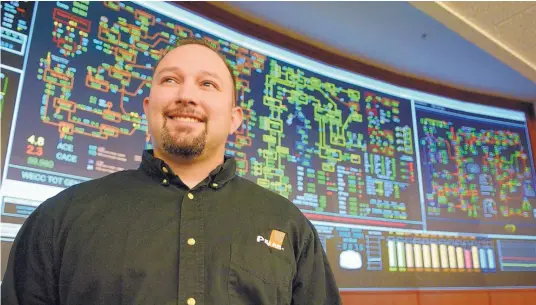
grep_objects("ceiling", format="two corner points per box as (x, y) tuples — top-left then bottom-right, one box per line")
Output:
(216, 1), (536, 101)
(411, 1), (536, 91)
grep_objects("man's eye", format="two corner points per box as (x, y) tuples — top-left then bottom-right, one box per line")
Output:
(201, 81), (216, 88)
(162, 78), (177, 84)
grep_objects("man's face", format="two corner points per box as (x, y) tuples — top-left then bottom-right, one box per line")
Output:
(144, 44), (243, 159)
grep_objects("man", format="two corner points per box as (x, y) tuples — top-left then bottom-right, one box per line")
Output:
(1, 39), (342, 305)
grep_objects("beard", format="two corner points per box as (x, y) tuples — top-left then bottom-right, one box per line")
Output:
(161, 117), (207, 158)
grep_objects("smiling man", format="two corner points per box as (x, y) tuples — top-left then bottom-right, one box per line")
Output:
(143, 40), (243, 189)
(1, 39), (342, 305)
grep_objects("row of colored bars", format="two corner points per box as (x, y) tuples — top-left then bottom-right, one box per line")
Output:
(387, 239), (496, 272)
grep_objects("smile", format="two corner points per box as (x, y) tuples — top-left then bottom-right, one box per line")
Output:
(168, 116), (203, 123)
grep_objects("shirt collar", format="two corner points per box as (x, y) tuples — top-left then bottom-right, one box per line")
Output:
(139, 150), (236, 188)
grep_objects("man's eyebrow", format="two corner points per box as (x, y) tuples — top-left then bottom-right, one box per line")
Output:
(199, 70), (223, 83)
(155, 66), (181, 78)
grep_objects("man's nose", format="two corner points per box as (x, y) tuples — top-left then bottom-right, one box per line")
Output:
(176, 81), (198, 105)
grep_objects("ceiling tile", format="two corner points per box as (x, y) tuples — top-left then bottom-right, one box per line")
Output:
(444, 1), (536, 26)
(494, 5), (536, 65)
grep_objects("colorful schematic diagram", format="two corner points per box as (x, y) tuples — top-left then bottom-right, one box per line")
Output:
(4, 1), (267, 188)
(312, 224), (535, 289)
(5, 1), (422, 228)
(239, 59), (421, 228)
(1, 1), (35, 68)
(415, 102), (536, 235)
(386, 232), (496, 273)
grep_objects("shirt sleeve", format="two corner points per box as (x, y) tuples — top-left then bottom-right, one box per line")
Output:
(1, 203), (59, 305)
(291, 224), (342, 305)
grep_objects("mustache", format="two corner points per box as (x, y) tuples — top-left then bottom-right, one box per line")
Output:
(163, 105), (206, 122)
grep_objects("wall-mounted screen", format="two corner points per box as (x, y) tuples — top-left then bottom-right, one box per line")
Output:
(1, 1), (535, 290)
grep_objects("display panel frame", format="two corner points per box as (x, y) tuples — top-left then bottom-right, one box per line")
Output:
(1, 0), (535, 291)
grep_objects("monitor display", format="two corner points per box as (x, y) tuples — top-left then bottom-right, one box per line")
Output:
(1, 1), (535, 290)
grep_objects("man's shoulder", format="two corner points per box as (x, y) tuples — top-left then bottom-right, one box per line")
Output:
(66, 169), (140, 195)
(233, 176), (311, 223)
(37, 169), (141, 214)
(233, 176), (293, 204)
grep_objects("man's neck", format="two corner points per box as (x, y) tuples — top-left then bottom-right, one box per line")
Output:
(154, 148), (224, 189)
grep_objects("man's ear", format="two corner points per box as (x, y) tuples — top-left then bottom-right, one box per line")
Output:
(143, 97), (150, 117)
(229, 106), (244, 135)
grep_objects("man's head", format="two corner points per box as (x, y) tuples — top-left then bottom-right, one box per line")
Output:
(144, 39), (243, 161)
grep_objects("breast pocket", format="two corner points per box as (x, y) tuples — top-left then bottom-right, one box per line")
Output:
(228, 232), (295, 305)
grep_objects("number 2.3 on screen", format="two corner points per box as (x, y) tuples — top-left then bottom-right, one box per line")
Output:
(26, 135), (45, 156)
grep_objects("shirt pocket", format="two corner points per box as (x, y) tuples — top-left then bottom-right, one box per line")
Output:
(228, 232), (294, 305)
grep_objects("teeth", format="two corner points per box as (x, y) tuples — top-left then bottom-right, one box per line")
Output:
(171, 117), (200, 123)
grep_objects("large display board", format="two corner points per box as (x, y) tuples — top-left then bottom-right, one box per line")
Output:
(1, 1), (535, 290)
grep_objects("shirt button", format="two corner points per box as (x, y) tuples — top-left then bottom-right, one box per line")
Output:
(187, 193), (194, 200)
(187, 238), (196, 246)
(162, 167), (168, 174)
(187, 298), (196, 305)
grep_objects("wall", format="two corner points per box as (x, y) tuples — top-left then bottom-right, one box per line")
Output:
(176, 2), (536, 304)
(343, 290), (536, 305)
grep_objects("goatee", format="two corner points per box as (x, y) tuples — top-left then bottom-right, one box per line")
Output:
(161, 117), (206, 158)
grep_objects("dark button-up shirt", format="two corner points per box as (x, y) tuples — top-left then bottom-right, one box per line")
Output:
(1, 150), (341, 305)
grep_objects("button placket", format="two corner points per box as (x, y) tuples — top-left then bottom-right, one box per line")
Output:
(161, 167), (169, 186)
(178, 190), (204, 305)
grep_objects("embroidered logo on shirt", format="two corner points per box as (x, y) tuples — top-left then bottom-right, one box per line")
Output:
(256, 230), (286, 251)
